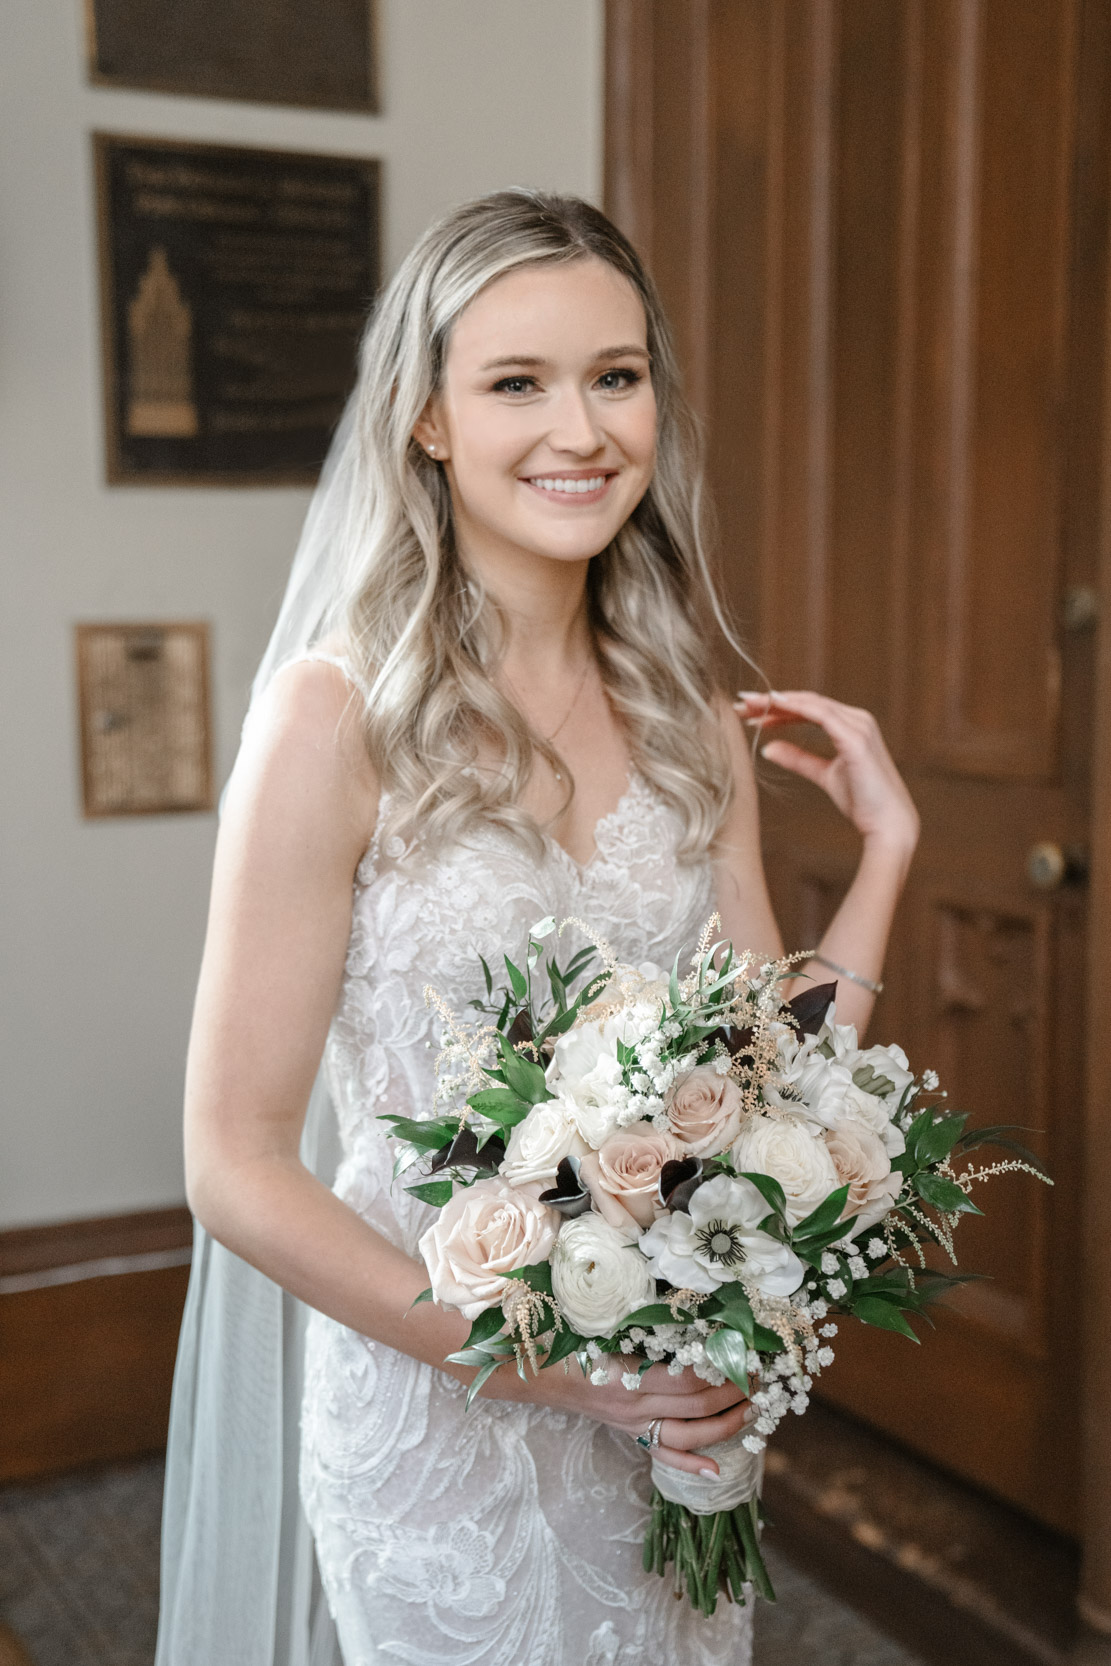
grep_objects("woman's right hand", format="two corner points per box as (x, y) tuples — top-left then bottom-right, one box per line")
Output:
(499, 1354), (752, 1478)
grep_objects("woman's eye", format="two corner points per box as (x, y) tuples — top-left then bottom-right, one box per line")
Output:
(492, 375), (538, 396)
(596, 368), (642, 392)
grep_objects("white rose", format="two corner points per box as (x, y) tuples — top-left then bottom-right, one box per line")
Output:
(824, 1121), (902, 1233)
(639, 1174), (805, 1300)
(418, 1178), (559, 1322)
(500, 1097), (587, 1186)
(731, 1113), (840, 1226)
(550, 1214), (655, 1337)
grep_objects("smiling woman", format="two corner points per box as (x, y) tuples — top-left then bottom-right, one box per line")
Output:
(162, 189), (919, 1666)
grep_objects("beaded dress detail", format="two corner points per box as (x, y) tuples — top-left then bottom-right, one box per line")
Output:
(298, 666), (754, 1666)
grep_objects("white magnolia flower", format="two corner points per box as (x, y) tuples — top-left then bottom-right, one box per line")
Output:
(550, 1213), (655, 1337)
(499, 1097), (587, 1186)
(639, 1174), (805, 1299)
(731, 1112), (840, 1226)
(770, 1033), (905, 1158)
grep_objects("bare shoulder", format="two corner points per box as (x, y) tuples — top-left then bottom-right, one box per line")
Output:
(708, 688), (759, 800)
(223, 658), (379, 865)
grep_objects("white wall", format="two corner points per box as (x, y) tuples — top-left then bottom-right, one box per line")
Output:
(0, 0), (603, 1228)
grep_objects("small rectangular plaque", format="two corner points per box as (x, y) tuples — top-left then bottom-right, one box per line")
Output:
(94, 134), (380, 484)
(86, 0), (377, 113)
(76, 622), (213, 817)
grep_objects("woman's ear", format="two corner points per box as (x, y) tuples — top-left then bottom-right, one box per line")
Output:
(412, 401), (449, 462)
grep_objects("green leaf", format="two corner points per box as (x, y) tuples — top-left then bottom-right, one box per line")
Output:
(914, 1172), (983, 1216)
(954, 1124), (1050, 1175)
(504, 956), (527, 1001)
(852, 1296), (921, 1341)
(464, 1306), (508, 1349)
(405, 1178), (455, 1207)
(914, 1113), (969, 1167)
(381, 1114), (458, 1152)
(465, 1356), (505, 1409)
(738, 1171), (789, 1222)
(498, 1038), (551, 1104)
(503, 1261), (554, 1297)
(752, 1322), (784, 1352)
(409, 1287), (434, 1308)
(467, 1086), (532, 1127)
(704, 1326), (751, 1393)
(705, 1288), (756, 1347)
(478, 954), (494, 997)
(792, 1184), (851, 1241)
(621, 1302), (685, 1328)
(543, 1323), (586, 1368)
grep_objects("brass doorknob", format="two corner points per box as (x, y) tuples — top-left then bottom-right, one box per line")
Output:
(1026, 842), (1088, 890)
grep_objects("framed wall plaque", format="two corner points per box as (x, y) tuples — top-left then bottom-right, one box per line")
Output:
(86, 0), (377, 113)
(94, 134), (380, 484)
(76, 623), (214, 817)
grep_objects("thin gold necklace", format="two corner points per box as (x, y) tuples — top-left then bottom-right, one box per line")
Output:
(503, 655), (593, 782)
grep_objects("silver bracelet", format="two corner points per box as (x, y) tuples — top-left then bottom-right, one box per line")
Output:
(811, 952), (884, 996)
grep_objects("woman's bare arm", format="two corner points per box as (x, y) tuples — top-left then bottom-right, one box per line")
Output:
(713, 693), (919, 1034)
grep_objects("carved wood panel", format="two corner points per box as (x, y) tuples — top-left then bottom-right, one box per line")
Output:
(606, 0), (1105, 1532)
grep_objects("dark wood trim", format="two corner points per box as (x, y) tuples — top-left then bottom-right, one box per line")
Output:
(0, 1208), (192, 1481)
(0, 1205), (192, 1278)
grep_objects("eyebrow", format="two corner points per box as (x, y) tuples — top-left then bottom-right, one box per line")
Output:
(478, 344), (651, 371)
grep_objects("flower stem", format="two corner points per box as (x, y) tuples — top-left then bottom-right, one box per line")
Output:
(644, 1487), (776, 1616)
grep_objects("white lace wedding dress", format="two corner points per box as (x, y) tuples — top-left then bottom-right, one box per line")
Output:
(299, 732), (756, 1665)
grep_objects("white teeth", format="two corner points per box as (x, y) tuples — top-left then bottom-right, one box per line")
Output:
(529, 475), (607, 494)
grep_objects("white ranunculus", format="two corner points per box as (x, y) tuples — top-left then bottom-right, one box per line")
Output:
(639, 1174), (806, 1299)
(730, 1112), (840, 1226)
(500, 1097), (587, 1187)
(550, 1213), (656, 1337)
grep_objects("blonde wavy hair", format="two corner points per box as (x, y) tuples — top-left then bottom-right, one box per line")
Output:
(337, 188), (744, 860)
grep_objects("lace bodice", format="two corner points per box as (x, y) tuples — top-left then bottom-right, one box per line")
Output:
(299, 674), (753, 1666)
(323, 773), (715, 1242)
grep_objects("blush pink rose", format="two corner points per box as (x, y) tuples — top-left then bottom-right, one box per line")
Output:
(579, 1122), (686, 1239)
(823, 1121), (902, 1233)
(665, 1066), (746, 1158)
(418, 1177), (559, 1321)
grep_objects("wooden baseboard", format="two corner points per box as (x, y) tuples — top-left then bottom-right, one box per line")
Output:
(0, 1207), (192, 1482)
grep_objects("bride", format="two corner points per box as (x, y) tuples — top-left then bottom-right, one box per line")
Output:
(157, 190), (918, 1666)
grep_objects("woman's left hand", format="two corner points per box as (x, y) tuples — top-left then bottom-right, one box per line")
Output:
(735, 690), (919, 857)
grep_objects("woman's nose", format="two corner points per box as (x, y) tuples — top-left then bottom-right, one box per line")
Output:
(547, 388), (604, 455)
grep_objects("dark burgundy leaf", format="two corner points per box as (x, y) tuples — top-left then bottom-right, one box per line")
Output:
(786, 982), (838, 1036)
(658, 1155), (704, 1213)
(538, 1154), (593, 1218)
(430, 1127), (506, 1174)
(506, 1009), (534, 1048)
(704, 1024), (755, 1060)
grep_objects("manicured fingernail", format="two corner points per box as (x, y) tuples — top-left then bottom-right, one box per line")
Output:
(699, 1466), (717, 1478)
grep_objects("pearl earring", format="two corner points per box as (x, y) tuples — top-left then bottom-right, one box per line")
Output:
(427, 444), (437, 456)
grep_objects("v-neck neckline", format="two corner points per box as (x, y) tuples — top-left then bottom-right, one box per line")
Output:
(542, 774), (641, 875)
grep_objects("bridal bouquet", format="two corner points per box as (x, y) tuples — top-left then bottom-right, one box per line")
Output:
(386, 917), (1047, 1616)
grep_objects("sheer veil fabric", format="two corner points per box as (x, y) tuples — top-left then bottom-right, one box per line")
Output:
(155, 1075), (344, 1666)
(157, 404), (359, 1666)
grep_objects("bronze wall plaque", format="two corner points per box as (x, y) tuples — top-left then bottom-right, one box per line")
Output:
(76, 623), (214, 817)
(94, 135), (379, 484)
(86, 0), (377, 112)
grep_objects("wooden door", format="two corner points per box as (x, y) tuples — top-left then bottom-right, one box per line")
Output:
(607, 0), (1111, 1534)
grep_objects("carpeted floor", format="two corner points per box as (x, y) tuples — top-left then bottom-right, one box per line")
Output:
(0, 1457), (926, 1665)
